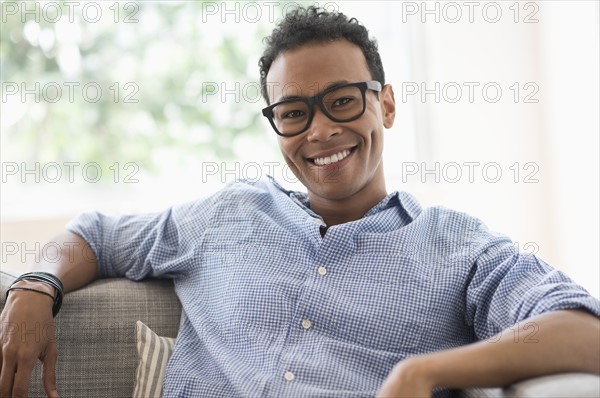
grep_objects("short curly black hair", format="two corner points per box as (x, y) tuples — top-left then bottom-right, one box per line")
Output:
(258, 6), (385, 104)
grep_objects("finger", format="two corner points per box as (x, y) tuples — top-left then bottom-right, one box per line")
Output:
(11, 356), (35, 398)
(41, 343), (59, 398)
(0, 354), (16, 398)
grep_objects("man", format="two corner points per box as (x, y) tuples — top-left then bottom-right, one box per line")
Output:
(1, 6), (599, 398)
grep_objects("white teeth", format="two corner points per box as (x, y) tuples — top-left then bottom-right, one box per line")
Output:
(314, 149), (351, 166)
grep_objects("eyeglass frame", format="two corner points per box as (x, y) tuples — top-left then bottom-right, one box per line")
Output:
(261, 80), (383, 137)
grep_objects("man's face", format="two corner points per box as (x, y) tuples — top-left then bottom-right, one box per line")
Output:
(266, 39), (396, 204)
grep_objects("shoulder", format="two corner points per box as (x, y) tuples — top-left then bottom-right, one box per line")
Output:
(174, 178), (291, 217)
(398, 192), (510, 255)
(401, 192), (482, 236)
(217, 178), (288, 203)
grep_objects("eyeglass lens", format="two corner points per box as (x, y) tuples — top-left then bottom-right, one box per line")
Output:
(271, 85), (364, 136)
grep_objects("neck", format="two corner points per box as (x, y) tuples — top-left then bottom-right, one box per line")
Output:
(308, 174), (387, 227)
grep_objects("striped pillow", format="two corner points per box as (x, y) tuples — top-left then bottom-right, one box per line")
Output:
(133, 320), (176, 398)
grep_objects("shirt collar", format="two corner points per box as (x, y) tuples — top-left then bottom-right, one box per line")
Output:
(267, 176), (421, 223)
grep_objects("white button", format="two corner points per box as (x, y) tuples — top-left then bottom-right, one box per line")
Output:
(284, 371), (295, 381)
(301, 319), (313, 330)
(317, 266), (327, 276)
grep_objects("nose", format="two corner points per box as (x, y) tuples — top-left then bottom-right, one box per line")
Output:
(306, 105), (341, 142)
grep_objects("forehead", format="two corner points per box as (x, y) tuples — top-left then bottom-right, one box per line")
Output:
(265, 39), (372, 103)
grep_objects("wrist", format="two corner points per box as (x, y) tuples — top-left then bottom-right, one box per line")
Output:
(8, 272), (64, 317)
(391, 355), (437, 390)
(5, 282), (56, 314)
(10, 279), (57, 299)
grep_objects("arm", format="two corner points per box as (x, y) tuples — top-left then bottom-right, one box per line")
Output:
(377, 309), (600, 397)
(29, 231), (99, 292)
(0, 231), (98, 398)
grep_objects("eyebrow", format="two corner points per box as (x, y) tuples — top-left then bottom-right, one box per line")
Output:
(275, 80), (351, 103)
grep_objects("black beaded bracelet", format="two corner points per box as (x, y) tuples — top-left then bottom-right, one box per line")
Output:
(8, 272), (64, 317)
(16, 272), (64, 291)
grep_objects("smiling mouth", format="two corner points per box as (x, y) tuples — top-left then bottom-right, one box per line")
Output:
(311, 148), (354, 166)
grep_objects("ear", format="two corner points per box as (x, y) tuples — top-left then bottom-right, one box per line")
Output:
(380, 84), (396, 129)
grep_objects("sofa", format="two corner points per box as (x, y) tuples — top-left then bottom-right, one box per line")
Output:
(1, 270), (598, 397)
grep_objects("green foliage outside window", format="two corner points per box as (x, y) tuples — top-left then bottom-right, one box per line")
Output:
(1, 1), (289, 181)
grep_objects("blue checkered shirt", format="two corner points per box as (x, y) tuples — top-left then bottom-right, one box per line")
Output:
(67, 178), (600, 397)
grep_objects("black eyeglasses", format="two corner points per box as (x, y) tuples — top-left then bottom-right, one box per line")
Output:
(262, 80), (382, 137)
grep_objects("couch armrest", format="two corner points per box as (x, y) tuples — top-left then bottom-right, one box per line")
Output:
(461, 373), (600, 397)
(504, 373), (600, 397)
(0, 271), (182, 398)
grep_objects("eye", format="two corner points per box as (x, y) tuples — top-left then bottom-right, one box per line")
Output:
(283, 110), (306, 119)
(332, 97), (354, 107)
(273, 101), (308, 121)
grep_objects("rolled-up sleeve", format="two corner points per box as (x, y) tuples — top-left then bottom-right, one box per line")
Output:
(66, 195), (217, 281)
(465, 220), (600, 340)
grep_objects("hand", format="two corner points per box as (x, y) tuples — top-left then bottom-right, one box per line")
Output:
(376, 357), (434, 398)
(0, 283), (59, 398)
